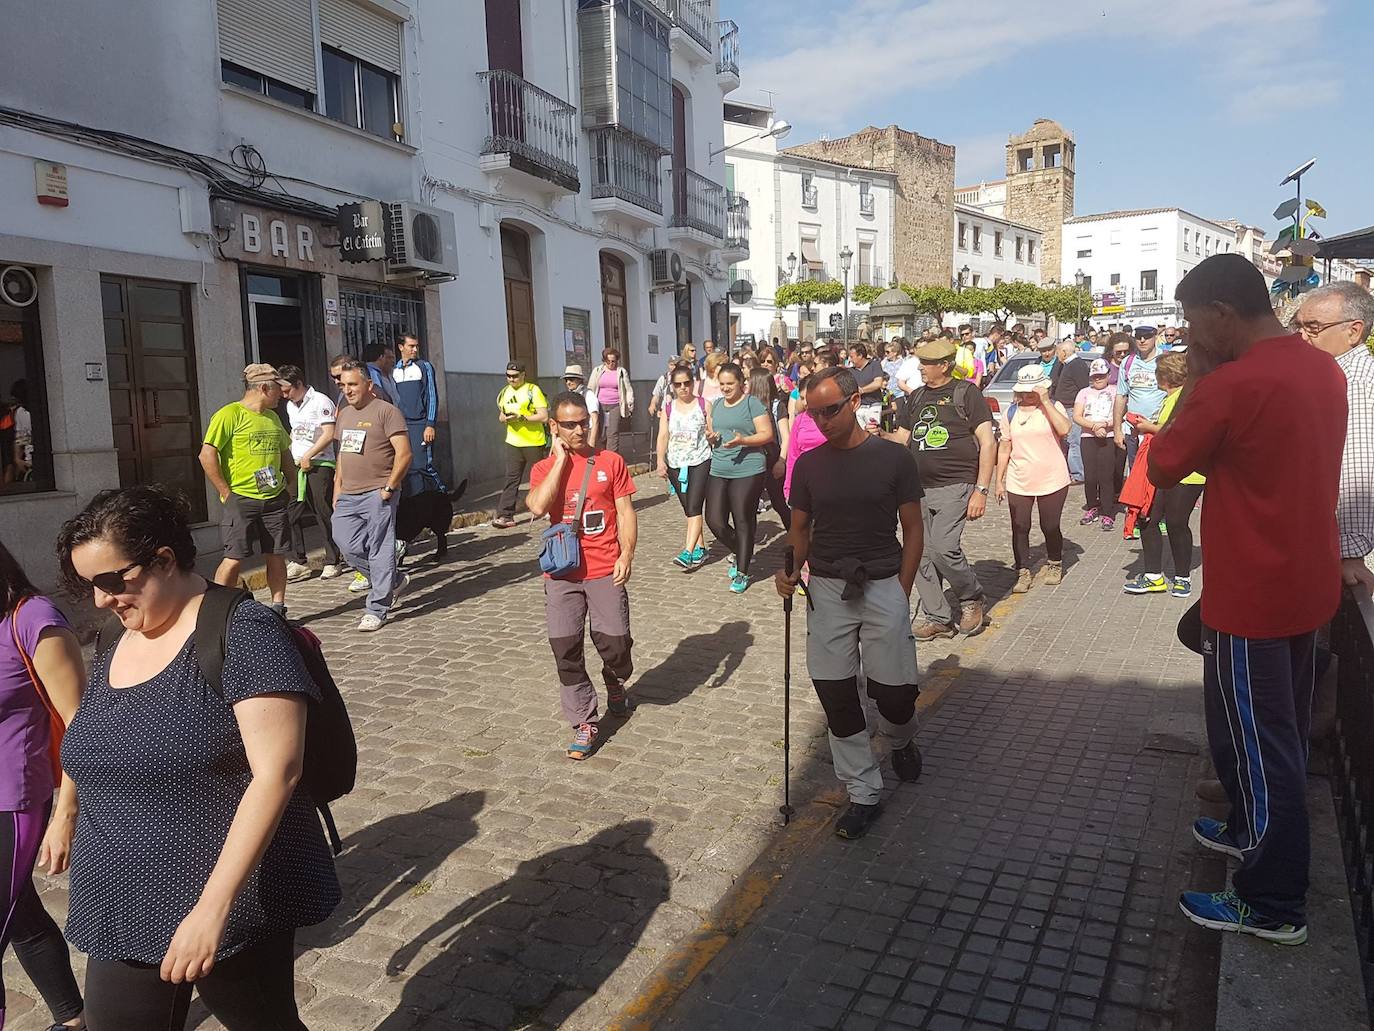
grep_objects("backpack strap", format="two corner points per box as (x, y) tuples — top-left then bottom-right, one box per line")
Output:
(568, 457), (596, 535)
(192, 583), (253, 699)
(952, 379), (974, 423)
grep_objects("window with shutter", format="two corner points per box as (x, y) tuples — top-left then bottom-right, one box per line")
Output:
(217, 0), (318, 94)
(320, 0), (403, 73)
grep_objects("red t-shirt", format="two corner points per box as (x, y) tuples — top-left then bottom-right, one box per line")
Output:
(529, 448), (636, 580)
(1149, 334), (1347, 638)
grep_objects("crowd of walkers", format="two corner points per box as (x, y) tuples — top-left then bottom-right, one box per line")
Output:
(1, 257), (1371, 1029)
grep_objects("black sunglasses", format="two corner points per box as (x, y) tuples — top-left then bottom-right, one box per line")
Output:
(809, 393), (856, 420)
(555, 418), (590, 430)
(80, 556), (155, 596)
(672, 379), (694, 388)
(505, 372), (521, 379)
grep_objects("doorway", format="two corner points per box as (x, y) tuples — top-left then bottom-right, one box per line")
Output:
(600, 252), (628, 371)
(502, 226), (538, 376)
(246, 272), (307, 371)
(101, 276), (206, 521)
(675, 282), (693, 351)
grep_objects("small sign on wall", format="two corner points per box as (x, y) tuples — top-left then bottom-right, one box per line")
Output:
(85, 362), (104, 381)
(324, 297), (339, 327)
(35, 161), (69, 207)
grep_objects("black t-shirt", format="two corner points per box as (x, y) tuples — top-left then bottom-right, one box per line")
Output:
(790, 436), (924, 579)
(899, 380), (993, 488)
(851, 360), (884, 394)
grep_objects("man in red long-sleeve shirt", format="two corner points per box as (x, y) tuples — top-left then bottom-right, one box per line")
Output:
(1150, 254), (1347, 945)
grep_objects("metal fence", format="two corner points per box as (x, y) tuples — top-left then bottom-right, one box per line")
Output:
(477, 69), (579, 192)
(1330, 587), (1374, 1010)
(665, 0), (712, 52)
(670, 167), (725, 239)
(725, 190), (749, 252)
(338, 289), (426, 359)
(717, 19), (739, 76)
(589, 126), (663, 214)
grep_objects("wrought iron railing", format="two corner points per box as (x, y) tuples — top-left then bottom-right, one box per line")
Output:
(665, 0), (712, 53)
(859, 192), (874, 216)
(802, 184), (818, 208)
(717, 19), (739, 76)
(670, 167), (725, 239)
(589, 127), (663, 214)
(477, 69), (579, 192)
(725, 190), (749, 251)
(1330, 586), (1374, 1010)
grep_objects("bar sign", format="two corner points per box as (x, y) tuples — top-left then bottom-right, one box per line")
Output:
(35, 161), (69, 207)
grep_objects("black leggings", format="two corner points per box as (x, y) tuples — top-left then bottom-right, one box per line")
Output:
(761, 460), (791, 526)
(705, 473), (765, 574)
(1140, 482), (1204, 576)
(1081, 436), (1125, 515)
(665, 461), (710, 518)
(1008, 486), (1069, 569)
(85, 930), (304, 1031)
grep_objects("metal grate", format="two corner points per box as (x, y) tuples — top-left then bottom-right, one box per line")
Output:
(337, 289), (426, 359)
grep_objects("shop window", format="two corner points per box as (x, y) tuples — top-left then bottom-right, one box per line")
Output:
(0, 271), (52, 495)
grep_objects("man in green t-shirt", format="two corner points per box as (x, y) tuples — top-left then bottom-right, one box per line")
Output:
(198, 363), (295, 613)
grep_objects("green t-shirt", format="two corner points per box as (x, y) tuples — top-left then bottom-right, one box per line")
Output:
(498, 382), (550, 447)
(709, 395), (768, 478)
(203, 402), (291, 499)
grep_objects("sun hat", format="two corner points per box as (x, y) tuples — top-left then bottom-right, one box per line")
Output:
(1013, 365), (1050, 392)
(562, 365), (585, 380)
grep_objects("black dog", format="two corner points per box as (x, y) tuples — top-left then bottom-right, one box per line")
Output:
(395, 478), (467, 567)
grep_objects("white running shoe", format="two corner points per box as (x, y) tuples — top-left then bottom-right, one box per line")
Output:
(285, 561), (312, 582)
(320, 564), (341, 579)
(348, 573), (371, 593)
(357, 612), (385, 632)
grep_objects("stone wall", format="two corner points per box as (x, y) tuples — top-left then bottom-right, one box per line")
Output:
(784, 125), (955, 287)
(1005, 119), (1075, 283)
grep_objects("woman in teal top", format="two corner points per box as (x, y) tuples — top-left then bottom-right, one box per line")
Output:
(704, 363), (774, 594)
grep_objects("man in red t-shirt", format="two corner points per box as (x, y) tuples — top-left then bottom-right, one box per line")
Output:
(1151, 254), (1347, 946)
(528, 391), (638, 760)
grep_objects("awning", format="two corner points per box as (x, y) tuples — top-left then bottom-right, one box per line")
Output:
(1315, 225), (1374, 260)
(801, 239), (823, 268)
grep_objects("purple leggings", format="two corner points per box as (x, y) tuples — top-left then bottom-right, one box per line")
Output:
(1, 803), (60, 1029)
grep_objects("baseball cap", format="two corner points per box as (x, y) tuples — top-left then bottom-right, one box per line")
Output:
(1134, 325), (1158, 340)
(244, 363), (289, 387)
(1089, 358), (1110, 376)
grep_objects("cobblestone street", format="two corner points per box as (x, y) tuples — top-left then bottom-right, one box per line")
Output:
(5, 472), (1222, 1030)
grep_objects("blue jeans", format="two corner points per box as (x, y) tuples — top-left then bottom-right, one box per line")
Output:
(1065, 429), (1084, 482)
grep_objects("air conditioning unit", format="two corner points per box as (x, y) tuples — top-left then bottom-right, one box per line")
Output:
(649, 248), (686, 289)
(385, 201), (459, 278)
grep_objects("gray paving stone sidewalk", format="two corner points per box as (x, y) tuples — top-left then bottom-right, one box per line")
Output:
(662, 503), (1228, 1030)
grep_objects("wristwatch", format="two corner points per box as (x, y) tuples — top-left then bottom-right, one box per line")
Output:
(975, 485), (990, 496)
(381, 485), (396, 496)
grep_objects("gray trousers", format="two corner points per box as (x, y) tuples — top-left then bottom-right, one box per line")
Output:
(915, 482), (983, 625)
(332, 489), (400, 618)
(545, 574), (633, 726)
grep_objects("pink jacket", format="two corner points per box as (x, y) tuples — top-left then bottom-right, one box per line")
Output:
(784, 411), (828, 499)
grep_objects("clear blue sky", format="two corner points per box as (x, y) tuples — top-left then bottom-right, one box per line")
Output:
(725, 0), (1373, 237)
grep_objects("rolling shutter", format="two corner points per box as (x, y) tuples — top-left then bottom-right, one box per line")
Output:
(320, 0), (404, 73)
(217, 0), (318, 93)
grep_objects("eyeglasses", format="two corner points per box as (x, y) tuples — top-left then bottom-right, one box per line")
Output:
(330, 373), (343, 382)
(79, 557), (153, 596)
(1112, 349), (1130, 357)
(672, 380), (694, 388)
(555, 418), (590, 430)
(505, 372), (521, 379)
(809, 393), (856, 420)
(1296, 318), (1355, 338)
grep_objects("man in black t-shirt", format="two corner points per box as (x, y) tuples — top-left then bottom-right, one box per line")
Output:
(886, 338), (996, 640)
(777, 367), (925, 841)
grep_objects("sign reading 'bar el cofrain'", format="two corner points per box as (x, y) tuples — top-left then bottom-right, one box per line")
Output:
(337, 201), (387, 262)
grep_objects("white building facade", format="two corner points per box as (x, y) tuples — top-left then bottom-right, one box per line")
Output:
(953, 205), (1044, 291)
(1059, 208), (1237, 330)
(0, 0), (740, 583)
(720, 101), (896, 344)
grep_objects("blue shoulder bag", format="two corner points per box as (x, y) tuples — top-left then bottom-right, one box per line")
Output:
(538, 456), (596, 578)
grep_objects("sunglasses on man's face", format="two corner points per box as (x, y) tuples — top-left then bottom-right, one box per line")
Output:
(80, 557), (153, 596)
(556, 418), (590, 431)
(809, 393), (856, 420)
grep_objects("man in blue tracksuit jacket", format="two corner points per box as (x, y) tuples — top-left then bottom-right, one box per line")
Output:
(391, 333), (448, 494)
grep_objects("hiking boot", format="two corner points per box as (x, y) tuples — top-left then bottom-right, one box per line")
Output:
(348, 572), (371, 593)
(957, 600), (986, 636)
(1012, 568), (1033, 594)
(1178, 889), (1306, 945)
(913, 618), (957, 642)
(1123, 574), (1169, 595)
(835, 801), (883, 840)
(1196, 777), (1228, 803)
(606, 684), (630, 717)
(320, 563), (341, 579)
(285, 561), (312, 582)
(1041, 561), (1063, 586)
(566, 722), (599, 760)
(1079, 508), (1099, 525)
(1193, 817), (1243, 861)
(892, 742), (923, 782)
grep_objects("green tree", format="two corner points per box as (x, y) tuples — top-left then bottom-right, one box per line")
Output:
(983, 281), (1044, 323)
(850, 283), (884, 306)
(902, 284), (961, 326)
(775, 279), (845, 309)
(953, 285), (994, 320)
(1041, 285), (1093, 325)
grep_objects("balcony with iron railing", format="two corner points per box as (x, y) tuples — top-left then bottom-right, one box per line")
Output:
(802, 184), (818, 209)
(477, 69), (579, 193)
(717, 19), (740, 81)
(859, 192), (874, 216)
(652, 0), (713, 57)
(725, 190), (749, 254)
(669, 167), (725, 240)
(588, 126), (663, 219)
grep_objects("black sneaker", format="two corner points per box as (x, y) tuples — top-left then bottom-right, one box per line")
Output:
(606, 683), (630, 717)
(892, 741), (923, 782)
(835, 801), (883, 840)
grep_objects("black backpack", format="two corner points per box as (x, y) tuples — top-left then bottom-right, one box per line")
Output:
(97, 584), (357, 854)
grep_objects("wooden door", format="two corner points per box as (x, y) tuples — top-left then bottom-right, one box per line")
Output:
(501, 226), (538, 376)
(600, 253), (628, 371)
(485, 0), (524, 144)
(671, 85), (688, 220)
(101, 277), (206, 521)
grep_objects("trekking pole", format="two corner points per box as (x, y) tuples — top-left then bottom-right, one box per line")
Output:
(781, 546), (795, 825)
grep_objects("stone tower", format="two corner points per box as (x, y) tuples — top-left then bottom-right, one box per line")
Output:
(783, 125), (955, 287)
(1005, 119), (1075, 282)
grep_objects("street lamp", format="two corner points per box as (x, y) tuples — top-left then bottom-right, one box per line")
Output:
(955, 264), (969, 293)
(1074, 269), (1085, 332)
(839, 245), (853, 343)
(709, 117), (793, 162)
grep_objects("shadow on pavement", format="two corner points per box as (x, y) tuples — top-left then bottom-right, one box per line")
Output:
(633, 620), (753, 708)
(377, 820), (669, 1030)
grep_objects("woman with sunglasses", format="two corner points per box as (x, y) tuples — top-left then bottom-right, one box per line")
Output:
(749, 368), (791, 526)
(54, 486), (339, 1030)
(1106, 332), (1135, 386)
(995, 365), (1073, 593)
(705, 362), (774, 594)
(656, 363), (712, 570)
(0, 542), (86, 1031)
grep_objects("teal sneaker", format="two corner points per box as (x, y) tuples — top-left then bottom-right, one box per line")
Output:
(1178, 889), (1306, 945)
(688, 546), (707, 569)
(1123, 574), (1169, 595)
(729, 571), (749, 594)
(673, 549), (694, 570)
(727, 555), (738, 578)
